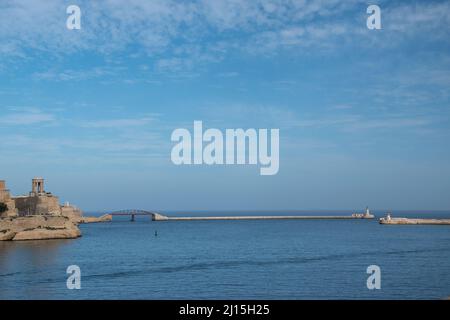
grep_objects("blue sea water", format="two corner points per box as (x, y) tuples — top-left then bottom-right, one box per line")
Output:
(0, 211), (449, 300)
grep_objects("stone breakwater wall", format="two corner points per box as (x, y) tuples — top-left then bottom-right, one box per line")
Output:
(0, 216), (81, 241)
(380, 218), (450, 225)
(152, 213), (374, 221)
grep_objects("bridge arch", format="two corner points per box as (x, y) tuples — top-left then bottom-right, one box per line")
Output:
(108, 209), (158, 221)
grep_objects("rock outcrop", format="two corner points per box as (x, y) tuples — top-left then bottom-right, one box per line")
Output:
(0, 216), (81, 241)
(0, 230), (16, 241)
(77, 214), (112, 224)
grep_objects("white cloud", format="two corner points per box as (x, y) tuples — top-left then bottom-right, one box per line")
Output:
(386, 1), (450, 34)
(81, 117), (156, 128)
(0, 0), (449, 78)
(33, 66), (125, 82)
(0, 108), (56, 125)
(291, 114), (438, 133)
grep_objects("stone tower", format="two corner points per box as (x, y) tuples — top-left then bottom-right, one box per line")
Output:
(0, 180), (7, 201)
(31, 177), (45, 196)
(0, 180), (18, 218)
(13, 177), (61, 216)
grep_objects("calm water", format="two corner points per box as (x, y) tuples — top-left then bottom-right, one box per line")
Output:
(1, 211), (449, 300)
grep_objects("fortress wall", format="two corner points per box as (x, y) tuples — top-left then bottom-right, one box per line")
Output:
(14, 196), (36, 215)
(0, 181), (18, 218)
(36, 195), (61, 215)
(14, 195), (62, 216)
(0, 190), (11, 202)
(4, 200), (18, 217)
(0, 199), (18, 218)
(61, 205), (83, 220)
(0, 181), (11, 202)
(1, 178), (83, 220)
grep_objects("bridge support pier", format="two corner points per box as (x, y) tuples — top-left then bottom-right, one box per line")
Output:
(131, 214), (135, 222)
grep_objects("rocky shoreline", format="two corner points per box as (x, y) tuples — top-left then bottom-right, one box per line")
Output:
(0, 216), (80, 241)
(0, 214), (112, 241)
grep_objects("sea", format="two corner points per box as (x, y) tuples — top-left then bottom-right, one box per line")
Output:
(1, 210), (449, 300)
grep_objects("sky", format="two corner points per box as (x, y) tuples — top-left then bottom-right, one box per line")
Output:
(0, 0), (450, 211)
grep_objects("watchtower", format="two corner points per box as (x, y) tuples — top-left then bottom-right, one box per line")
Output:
(0, 180), (8, 200)
(31, 177), (45, 195)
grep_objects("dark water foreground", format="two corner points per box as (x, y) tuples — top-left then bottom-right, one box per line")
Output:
(1, 211), (449, 300)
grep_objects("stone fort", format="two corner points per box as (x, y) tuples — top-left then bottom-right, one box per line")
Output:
(0, 178), (82, 220)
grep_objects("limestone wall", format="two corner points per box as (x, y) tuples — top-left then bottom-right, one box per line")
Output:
(36, 195), (61, 215)
(14, 195), (62, 216)
(61, 204), (83, 220)
(0, 181), (18, 218)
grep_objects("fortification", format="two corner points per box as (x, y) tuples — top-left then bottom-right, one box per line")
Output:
(14, 177), (61, 216)
(1, 177), (109, 241)
(0, 180), (18, 218)
(1, 177), (82, 219)
(31, 177), (45, 196)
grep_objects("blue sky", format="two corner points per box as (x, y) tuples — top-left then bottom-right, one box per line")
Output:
(1, 0), (450, 211)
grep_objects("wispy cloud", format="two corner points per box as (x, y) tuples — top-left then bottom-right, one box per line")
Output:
(0, 107), (56, 125)
(1, 0), (449, 77)
(33, 66), (125, 82)
(81, 117), (156, 128)
(0, 133), (168, 165)
(290, 113), (440, 133)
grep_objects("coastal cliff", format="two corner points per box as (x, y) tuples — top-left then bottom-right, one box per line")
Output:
(0, 214), (113, 241)
(0, 216), (81, 241)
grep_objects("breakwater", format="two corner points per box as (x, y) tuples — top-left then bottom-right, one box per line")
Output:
(380, 217), (450, 225)
(152, 213), (374, 221)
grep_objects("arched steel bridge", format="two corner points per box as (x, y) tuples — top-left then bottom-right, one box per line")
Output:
(108, 209), (158, 221)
